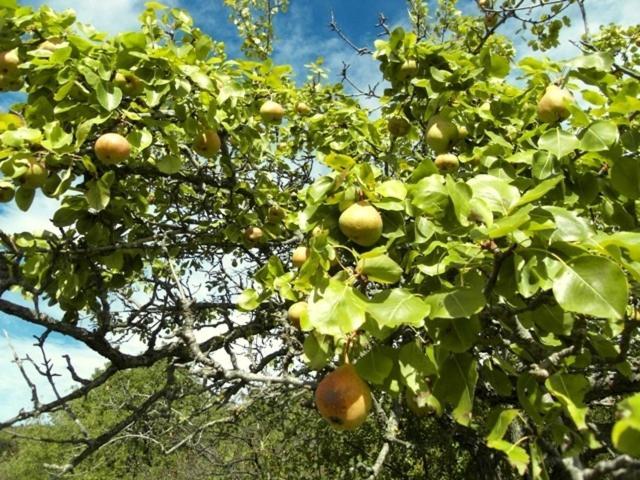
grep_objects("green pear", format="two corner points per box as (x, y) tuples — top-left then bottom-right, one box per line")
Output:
(426, 115), (457, 153)
(537, 85), (572, 123)
(339, 201), (383, 247)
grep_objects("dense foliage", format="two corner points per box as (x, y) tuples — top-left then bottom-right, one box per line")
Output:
(1, 0), (640, 478)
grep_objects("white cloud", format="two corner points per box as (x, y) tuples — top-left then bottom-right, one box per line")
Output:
(25, 0), (152, 35)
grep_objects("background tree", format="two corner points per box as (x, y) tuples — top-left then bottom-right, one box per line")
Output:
(1, 0), (640, 478)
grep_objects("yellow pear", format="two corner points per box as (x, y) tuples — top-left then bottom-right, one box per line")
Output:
(244, 226), (263, 242)
(193, 129), (221, 158)
(295, 102), (311, 115)
(339, 201), (383, 247)
(287, 301), (307, 329)
(260, 100), (285, 124)
(434, 153), (459, 172)
(94, 133), (131, 165)
(426, 115), (457, 153)
(537, 85), (572, 123)
(292, 246), (309, 268)
(315, 364), (372, 430)
(0, 50), (19, 75)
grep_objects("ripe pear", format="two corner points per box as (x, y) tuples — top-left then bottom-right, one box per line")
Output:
(244, 226), (263, 242)
(193, 129), (221, 158)
(292, 246), (309, 268)
(260, 100), (285, 124)
(94, 133), (131, 165)
(22, 161), (48, 189)
(434, 153), (459, 172)
(398, 59), (418, 80)
(426, 115), (457, 154)
(537, 85), (572, 123)
(295, 102), (311, 115)
(339, 201), (383, 247)
(0, 50), (19, 75)
(287, 301), (307, 329)
(114, 72), (144, 97)
(315, 364), (372, 430)
(388, 116), (411, 137)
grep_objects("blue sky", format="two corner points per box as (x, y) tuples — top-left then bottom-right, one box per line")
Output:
(1, 0), (639, 420)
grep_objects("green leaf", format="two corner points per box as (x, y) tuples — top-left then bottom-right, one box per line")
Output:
(569, 52), (614, 71)
(515, 176), (562, 208)
(580, 121), (619, 152)
(433, 353), (478, 426)
(237, 288), (260, 311)
(438, 317), (481, 352)
(425, 275), (485, 319)
(303, 333), (331, 370)
(85, 172), (114, 212)
(14, 186), (35, 212)
(544, 206), (593, 242)
(376, 179), (407, 200)
(612, 393), (640, 457)
(538, 128), (579, 159)
(611, 155), (640, 200)
(545, 373), (589, 430)
(366, 288), (430, 329)
(446, 176), (471, 226)
(156, 154), (182, 174)
(532, 151), (557, 180)
(322, 152), (355, 171)
(468, 175), (520, 215)
(398, 341), (437, 391)
(356, 345), (394, 384)
(486, 439), (530, 475)
(356, 254), (403, 284)
(95, 82), (123, 111)
(598, 232), (640, 261)
(486, 408), (533, 473)
(552, 255), (628, 320)
(307, 278), (367, 337)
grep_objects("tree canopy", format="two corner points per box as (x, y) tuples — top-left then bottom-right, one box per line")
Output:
(1, 0), (640, 478)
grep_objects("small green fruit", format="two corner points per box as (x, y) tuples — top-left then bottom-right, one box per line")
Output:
(388, 116), (411, 137)
(398, 60), (418, 81)
(22, 161), (48, 189)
